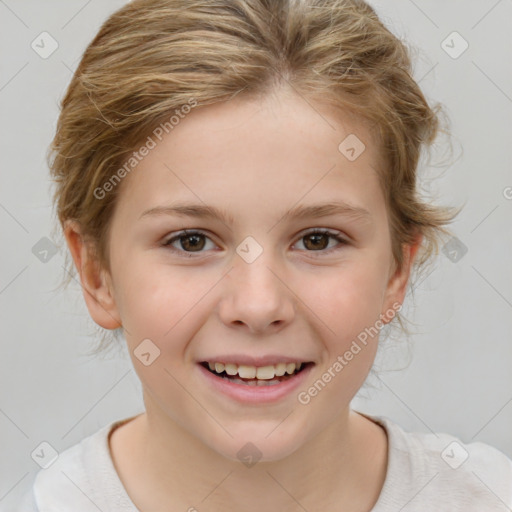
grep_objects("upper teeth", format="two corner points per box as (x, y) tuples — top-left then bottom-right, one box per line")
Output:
(208, 362), (303, 380)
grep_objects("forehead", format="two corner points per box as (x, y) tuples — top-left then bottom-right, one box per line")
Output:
(112, 90), (386, 225)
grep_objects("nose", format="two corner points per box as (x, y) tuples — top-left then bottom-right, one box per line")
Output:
(217, 253), (295, 335)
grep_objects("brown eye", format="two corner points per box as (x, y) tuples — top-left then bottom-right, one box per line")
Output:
(179, 233), (205, 251)
(295, 229), (347, 254)
(163, 230), (214, 256)
(303, 232), (330, 251)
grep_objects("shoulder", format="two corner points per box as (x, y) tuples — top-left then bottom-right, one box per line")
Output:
(359, 412), (512, 511)
(14, 418), (137, 512)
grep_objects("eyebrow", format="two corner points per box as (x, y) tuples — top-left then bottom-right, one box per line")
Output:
(139, 201), (371, 225)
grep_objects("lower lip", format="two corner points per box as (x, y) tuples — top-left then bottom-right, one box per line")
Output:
(197, 363), (314, 404)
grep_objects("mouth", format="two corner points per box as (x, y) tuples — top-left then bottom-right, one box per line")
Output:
(199, 360), (314, 387)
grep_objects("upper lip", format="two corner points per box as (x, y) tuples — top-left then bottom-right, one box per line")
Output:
(199, 355), (314, 367)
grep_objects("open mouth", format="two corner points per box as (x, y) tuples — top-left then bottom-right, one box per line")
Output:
(199, 361), (314, 387)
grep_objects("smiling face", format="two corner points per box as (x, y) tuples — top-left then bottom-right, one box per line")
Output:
(67, 87), (417, 462)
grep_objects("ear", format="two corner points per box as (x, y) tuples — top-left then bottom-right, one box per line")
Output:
(381, 234), (423, 320)
(63, 220), (122, 330)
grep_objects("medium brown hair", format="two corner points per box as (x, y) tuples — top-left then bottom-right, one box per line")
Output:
(48, 0), (458, 352)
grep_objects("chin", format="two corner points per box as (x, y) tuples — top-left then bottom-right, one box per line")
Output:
(202, 421), (308, 464)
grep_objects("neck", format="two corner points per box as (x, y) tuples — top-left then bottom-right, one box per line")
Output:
(110, 402), (388, 512)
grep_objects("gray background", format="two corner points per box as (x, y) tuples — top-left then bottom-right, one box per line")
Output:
(1, 0), (511, 507)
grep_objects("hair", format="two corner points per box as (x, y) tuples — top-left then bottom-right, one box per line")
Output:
(48, 0), (459, 355)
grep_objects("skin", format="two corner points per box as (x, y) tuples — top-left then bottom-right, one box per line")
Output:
(65, 86), (421, 511)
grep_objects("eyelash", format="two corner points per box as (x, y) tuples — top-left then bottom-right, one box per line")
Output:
(161, 229), (348, 258)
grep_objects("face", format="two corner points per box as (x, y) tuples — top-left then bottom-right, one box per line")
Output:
(70, 88), (415, 462)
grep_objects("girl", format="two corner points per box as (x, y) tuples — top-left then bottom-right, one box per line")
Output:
(16, 0), (512, 510)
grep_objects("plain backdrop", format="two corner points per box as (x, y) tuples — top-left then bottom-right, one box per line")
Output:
(1, 0), (511, 507)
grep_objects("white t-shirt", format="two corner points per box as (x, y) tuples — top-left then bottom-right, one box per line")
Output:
(13, 411), (512, 511)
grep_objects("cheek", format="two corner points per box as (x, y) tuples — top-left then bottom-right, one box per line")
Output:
(116, 266), (211, 394)
(113, 257), (213, 343)
(293, 264), (388, 412)
(302, 258), (390, 339)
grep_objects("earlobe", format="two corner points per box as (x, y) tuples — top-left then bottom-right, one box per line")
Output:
(63, 220), (122, 330)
